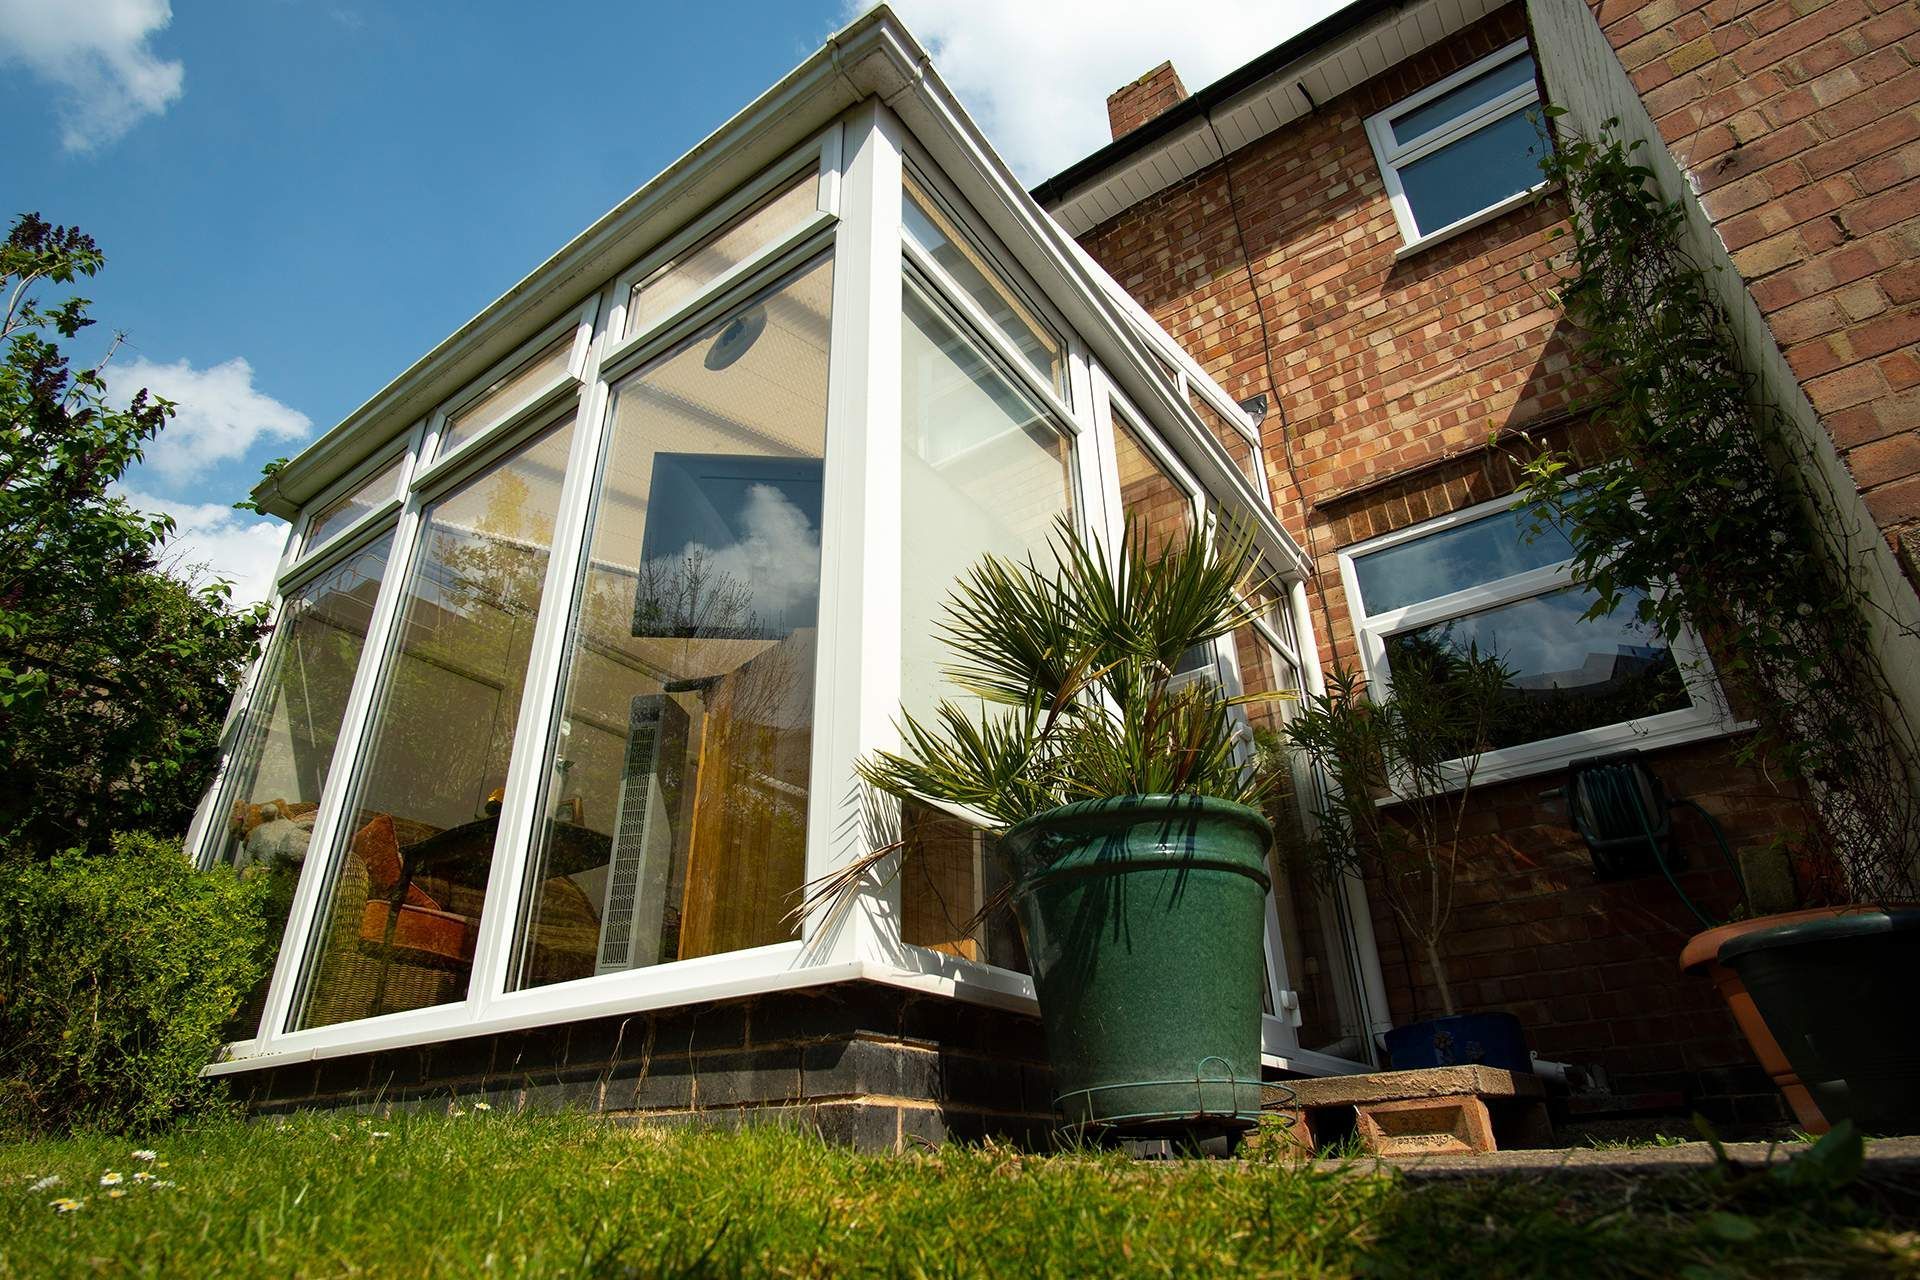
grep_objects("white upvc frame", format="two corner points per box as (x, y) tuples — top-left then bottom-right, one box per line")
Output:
(598, 128), (842, 378)
(416, 297), (599, 487)
(899, 140), (1075, 419)
(1364, 38), (1550, 257)
(1337, 490), (1740, 791)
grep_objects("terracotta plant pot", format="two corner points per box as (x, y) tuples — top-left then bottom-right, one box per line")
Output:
(1680, 907), (1850, 1134)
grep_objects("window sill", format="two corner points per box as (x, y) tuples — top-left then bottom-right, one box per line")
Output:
(1392, 182), (1555, 263)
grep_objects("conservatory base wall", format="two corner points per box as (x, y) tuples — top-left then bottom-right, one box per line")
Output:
(226, 981), (1059, 1152)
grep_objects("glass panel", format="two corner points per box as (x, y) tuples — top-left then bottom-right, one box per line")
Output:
(1352, 503), (1573, 615)
(509, 257), (833, 990)
(295, 416), (576, 1028)
(439, 334), (574, 460)
(903, 175), (1066, 398)
(1397, 106), (1548, 237)
(1112, 417), (1193, 562)
(901, 284), (1073, 724)
(899, 801), (1029, 972)
(1189, 391), (1262, 491)
(1385, 584), (1692, 751)
(898, 280), (1071, 972)
(1233, 625), (1359, 1055)
(1390, 52), (1537, 145)
(627, 169), (819, 340)
(212, 537), (391, 1037)
(304, 458), (403, 556)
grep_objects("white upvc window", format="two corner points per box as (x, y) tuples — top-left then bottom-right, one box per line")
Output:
(1337, 491), (1738, 788)
(1364, 39), (1550, 256)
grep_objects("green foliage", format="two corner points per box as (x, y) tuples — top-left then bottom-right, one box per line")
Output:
(855, 517), (1279, 828)
(0, 833), (270, 1135)
(1281, 646), (1512, 1017)
(1513, 123), (1919, 906)
(0, 1114), (1910, 1277)
(0, 213), (267, 857)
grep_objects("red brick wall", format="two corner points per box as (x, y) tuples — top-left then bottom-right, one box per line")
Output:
(1067, 2), (1819, 1114)
(1600, 0), (1920, 561)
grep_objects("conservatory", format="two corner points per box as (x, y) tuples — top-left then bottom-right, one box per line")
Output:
(191, 7), (1389, 1121)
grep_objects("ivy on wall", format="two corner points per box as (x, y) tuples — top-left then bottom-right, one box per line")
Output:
(1513, 116), (1920, 907)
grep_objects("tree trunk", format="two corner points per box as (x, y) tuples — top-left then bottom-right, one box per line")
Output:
(1424, 936), (1456, 1017)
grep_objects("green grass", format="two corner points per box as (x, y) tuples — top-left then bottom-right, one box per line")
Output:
(0, 1113), (1911, 1278)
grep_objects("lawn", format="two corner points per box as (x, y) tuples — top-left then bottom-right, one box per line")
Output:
(0, 1113), (1911, 1278)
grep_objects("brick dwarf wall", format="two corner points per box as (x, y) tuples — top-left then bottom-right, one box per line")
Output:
(1068, 3), (1819, 1117)
(1595, 0), (1920, 570)
(229, 983), (1056, 1152)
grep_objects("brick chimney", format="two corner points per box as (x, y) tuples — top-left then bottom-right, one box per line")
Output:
(1106, 61), (1188, 141)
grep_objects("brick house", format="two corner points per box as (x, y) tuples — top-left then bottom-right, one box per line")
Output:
(197, 1), (1915, 1143)
(1033, 0), (1919, 1123)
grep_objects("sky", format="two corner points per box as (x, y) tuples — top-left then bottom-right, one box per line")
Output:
(2, 0), (1347, 604)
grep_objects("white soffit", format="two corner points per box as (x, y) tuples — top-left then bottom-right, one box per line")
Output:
(1040, 0), (1508, 237)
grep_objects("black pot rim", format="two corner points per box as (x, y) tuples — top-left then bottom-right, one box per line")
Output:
(1718, 907), (1920, 964)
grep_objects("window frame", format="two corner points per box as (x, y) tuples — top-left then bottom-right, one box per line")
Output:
(1337, 489), (1739, 789)
(1364, 39), (1550, 256)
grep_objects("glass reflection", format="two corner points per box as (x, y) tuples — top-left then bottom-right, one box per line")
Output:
(295, 418), (575, 1028)
(1385, 585), (1692, 749)
(510, 256), (834, 990)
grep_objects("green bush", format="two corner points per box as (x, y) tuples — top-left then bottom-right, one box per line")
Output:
(0, 832), (269, 1135)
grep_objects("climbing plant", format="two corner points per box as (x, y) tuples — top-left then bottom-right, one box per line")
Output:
(1512, 117), (1919, 907)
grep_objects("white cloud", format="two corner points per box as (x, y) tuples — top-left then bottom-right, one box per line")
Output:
(0, 0), (184, 152)
(846, 0), (1351, 180)
(114, 487), (289, 606)
(109, 355), (313, 486)
(653, 482), (821, 630)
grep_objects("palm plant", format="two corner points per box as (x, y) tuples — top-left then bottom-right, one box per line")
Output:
(801, 515), (1286, 918)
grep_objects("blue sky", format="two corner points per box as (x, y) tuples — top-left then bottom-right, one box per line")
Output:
(1, 0), (1342, 602)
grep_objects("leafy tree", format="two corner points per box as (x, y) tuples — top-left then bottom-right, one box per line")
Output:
(0, 212), (266, 858)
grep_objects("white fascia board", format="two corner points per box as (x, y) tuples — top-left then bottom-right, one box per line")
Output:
(253, 9), (915, 518)
(1039, 0), (1508, 237)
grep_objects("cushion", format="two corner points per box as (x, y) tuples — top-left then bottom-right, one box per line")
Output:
(352, 813), (405, 895)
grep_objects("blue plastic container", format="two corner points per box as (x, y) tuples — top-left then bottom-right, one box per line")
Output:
(1384, 1012), (1532, 1074)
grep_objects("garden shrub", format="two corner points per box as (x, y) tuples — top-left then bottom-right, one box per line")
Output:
(0, 832), (269, 1134)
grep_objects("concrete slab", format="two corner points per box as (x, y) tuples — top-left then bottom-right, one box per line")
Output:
(1344, 1136), (1920, 1180)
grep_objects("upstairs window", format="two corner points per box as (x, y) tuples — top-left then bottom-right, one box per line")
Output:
(1338, 493), (1731, 784)
(1365, 41), (1549, 253)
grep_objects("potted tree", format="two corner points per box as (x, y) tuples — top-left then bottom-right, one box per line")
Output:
(811, 517), (1285, 1142)
(1281, 643), (1525, 1073)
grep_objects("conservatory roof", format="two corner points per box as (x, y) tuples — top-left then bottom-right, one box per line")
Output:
(251, 5), (1311, 579)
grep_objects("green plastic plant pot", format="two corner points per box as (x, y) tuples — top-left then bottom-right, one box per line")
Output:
(1001, 794), (1273, 1138)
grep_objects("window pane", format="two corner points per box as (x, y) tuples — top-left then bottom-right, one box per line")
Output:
(1112, 417), (1192, 562)
(1385, 584), (1692, 750)
(627, 169), (818, 339)
(213, 536), (391, 1037)
(1189, 391), (1263, 491)
(901, 284), (1073, 724)
(1391, 52), (1537, 145)
(899, 801), (1029, 971)
(440, 334), (573, 460)
(296, 417), (575, 1028)
(1352, 503), (1573, 614)
(509, 257), (833, 991)
(304, 458), (403, 556)
(1397, 106), (1548, 237)
(904, 176), (1066, 398)
(899, 282), (1070, 970)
